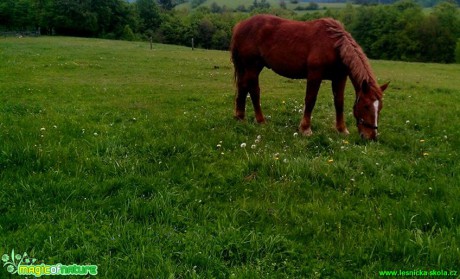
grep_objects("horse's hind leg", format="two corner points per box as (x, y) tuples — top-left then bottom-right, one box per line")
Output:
(332, 77), (349, 135)
(234, 70), (248, 121)
(235, 68), (265, 123)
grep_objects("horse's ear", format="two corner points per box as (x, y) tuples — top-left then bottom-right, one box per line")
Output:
(380, 82), (390, 92)
(362, 80), (370, 94)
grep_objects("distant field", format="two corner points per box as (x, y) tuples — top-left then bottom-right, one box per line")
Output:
(176, 0), (355, 11)
(1, 37), (459, 278)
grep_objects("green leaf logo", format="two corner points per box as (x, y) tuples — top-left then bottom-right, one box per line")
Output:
(1, 254), (9, 263)
(2, 250), (37, 275)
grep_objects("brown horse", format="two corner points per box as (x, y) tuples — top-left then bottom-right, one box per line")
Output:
(230, 15), (388, 140)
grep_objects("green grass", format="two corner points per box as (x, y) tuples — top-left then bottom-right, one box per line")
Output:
(1, 36), (460, 278)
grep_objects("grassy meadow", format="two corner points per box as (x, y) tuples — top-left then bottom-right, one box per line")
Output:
(1, 37), (460, 278)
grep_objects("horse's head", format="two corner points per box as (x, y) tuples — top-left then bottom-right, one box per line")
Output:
(353, 81), (389, 140)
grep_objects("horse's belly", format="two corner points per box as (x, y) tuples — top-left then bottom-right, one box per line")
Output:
(271, 67), (307, 79)
(265, 54), (343, 80)
(265, 59), (308, 79)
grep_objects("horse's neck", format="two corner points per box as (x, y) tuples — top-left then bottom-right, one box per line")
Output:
(335, 32), (377, 94)
(349, 70), (377, 94)
(349, 77), (363, 93)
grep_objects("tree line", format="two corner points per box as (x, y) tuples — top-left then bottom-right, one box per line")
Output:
(0, 0), (459, 63)
(323, 1), (460, 63)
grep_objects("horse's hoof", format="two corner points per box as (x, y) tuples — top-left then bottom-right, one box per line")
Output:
(300, 127), (313, 136)
(337, 128), (350, 135)
(234, 115), (245, 121)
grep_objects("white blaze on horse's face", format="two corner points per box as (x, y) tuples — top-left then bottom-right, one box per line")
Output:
(354, 96), (380, 140)
(373, 100), (379, 128)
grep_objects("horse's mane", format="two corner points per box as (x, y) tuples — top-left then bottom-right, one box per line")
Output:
(324, 18), (381, 98)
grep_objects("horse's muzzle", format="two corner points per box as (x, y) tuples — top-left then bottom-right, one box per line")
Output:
(360, 130), (378, 141)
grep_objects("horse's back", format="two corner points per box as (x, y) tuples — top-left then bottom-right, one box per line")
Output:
(231, 15), (341, 79)
(231, 15), (303, 56)
(231, 15), (283, 69)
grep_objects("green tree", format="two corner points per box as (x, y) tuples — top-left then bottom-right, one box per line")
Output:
(121, 24), (136, 41)
(191, 0), (206, 9)
(157, 0), (174, 10)
(14, 0), (35, 29)
(136, 0), (162, 34)
(349, 6), (381, 58)
(279, 0), (287, 9)
(421, 1), (460, 62)
(31, 0), (53, 33)
(211, 29), (230, 50)
(251, 0), (271, 10)
(0, 0), (14, 29)
(338, 3), (356, 26)
(50, 0), (98, 36)
(158, 12), (187, 44)
(389, 0), (424, 61)
(196, 18), (215, 49)
(455, 40), (460, 63)
(432, 1), (460, 37)
(210, 2), (222, 13)
(350, 1), (427, 61)
(0, 0), (36, 30)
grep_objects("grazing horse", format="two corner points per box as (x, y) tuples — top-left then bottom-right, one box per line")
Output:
(230, 15), (389, 140)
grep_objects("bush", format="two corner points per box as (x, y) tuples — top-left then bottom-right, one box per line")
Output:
(294, 2), (320, 11)
(456, 40), (460, 63)
(191, 0), (206, 8)
(121, 25), (137, 41)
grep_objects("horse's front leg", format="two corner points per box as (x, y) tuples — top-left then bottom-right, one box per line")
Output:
(299, 79), (321, 136)
(332, 77), (349, 135)
(249, 80), (265, 123)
